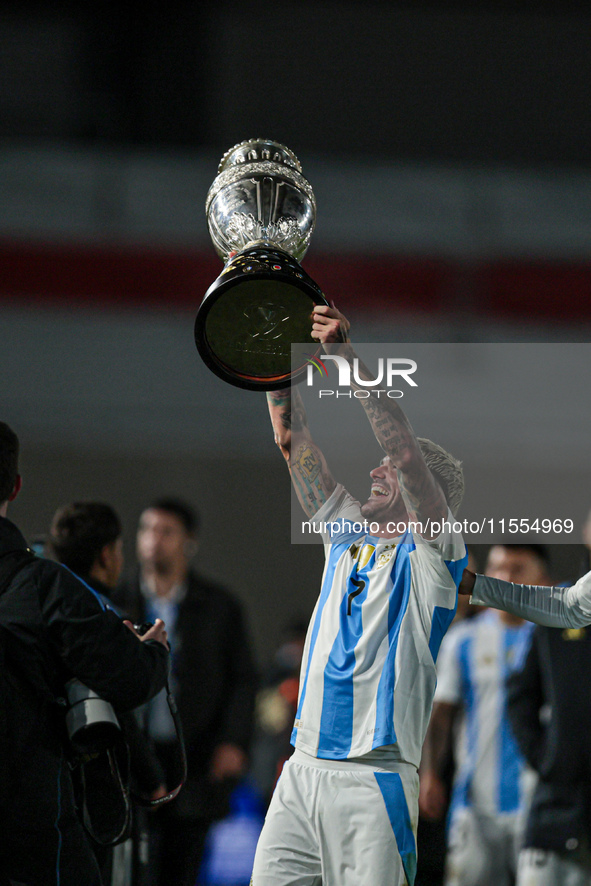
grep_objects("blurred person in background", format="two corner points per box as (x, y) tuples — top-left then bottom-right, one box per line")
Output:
(113, 497), (257, 886)
(249, 620), (308, 808)
(420, 544), (552, 886)
(49, 501), (168, 886)
(507, 532), (591, 886)
(416, 547), (483, 886)
(0, 422), (169, 886)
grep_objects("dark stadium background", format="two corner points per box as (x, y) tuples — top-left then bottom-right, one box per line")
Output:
(2, 0), (591, 661)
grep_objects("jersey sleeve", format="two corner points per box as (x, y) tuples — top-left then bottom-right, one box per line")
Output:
(433, 625), (464, 704)
(471, 571), (591, 628)
(310, 484), (365, 545)
(413, 508), (467, 587)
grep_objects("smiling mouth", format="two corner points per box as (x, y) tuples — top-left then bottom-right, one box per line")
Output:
(371, 485), (389, 498)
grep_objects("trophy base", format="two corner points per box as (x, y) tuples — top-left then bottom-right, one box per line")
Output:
(195, 245), (328, 391)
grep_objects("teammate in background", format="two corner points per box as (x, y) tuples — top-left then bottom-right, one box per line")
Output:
(459, 558), (591, 627)
(252, 306), (467, 886)
(507, 525), (591, 886)
(420, 544), (551, 886)
(114, 497), (257, 886)
(415, 547), (482, 886)
(249, 620), (308, 807)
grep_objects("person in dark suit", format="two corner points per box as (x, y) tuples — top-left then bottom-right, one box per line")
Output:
(114, 497), (257, 886)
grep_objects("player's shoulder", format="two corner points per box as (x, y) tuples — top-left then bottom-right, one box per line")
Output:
(316, 484), (362, 524)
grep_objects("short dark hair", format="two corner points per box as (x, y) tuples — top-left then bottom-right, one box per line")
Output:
(490, 542), (550, 570)
(49, 502), (122, 576)
(0, 422), (19, 504)
(147, 497), (199, 535)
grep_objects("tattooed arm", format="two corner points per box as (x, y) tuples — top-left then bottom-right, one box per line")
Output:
(267, 387), (336, 518)
(312, 304), (447, 529)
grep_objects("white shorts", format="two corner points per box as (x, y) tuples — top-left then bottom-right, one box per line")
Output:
(444, 807), (523, 886)
(517, 847), (591, 886)
(251, 749), (419, 886)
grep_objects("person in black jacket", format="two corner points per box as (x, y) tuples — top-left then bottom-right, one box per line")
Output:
(113, 497), (257, 886)
(507, 613), (591, 885)
(48, 500), (169, 885)
(0, 422), (170, 886)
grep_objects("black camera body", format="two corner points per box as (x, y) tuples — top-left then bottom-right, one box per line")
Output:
(133, 622), (154, 636)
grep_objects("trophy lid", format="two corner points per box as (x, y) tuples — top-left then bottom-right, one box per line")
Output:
(217, 139), (303, 174)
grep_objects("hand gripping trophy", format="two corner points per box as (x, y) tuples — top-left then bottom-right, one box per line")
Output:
(194, 139), (328, 390)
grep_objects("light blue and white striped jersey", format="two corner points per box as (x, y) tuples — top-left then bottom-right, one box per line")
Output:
(292, 485), (467, 767)
(435, 610), (535, 817)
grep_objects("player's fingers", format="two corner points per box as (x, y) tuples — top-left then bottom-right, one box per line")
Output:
(313, 322), (341, 342)
(312, 311), (333, 326)
(312, 318), (334, 332)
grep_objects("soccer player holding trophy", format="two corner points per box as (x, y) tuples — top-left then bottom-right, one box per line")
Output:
(196, 140), (591, 886)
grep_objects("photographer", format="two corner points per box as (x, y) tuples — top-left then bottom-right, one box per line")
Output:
(0, 422), (170, 886)
(48, 500), (169, 885)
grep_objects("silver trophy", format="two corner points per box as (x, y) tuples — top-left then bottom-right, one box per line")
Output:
(194, 139), (328, 390)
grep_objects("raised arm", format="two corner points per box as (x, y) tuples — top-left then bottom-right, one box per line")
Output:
(266, 386), (336, 518)
(312, 305), (447, 527)
(461, 569), (591, 628)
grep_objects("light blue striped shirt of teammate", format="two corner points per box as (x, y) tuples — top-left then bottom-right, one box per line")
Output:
(292, 484), (467, 767)
(435, 610), (535, 818)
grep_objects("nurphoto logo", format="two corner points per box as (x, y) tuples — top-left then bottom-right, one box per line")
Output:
(305, 354), (418, 399)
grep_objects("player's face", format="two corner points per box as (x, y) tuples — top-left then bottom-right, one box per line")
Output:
(485, 546), (548, 585)
(360, 457), (406, 522)
(136, 508), (190, 577)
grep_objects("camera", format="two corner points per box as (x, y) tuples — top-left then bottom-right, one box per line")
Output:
(65, 679), (121, 754)
(133, 622), (154, 636)
(65, 624), (156, 754)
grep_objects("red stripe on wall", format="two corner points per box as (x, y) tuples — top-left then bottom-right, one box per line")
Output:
(1, 238), (591, 322)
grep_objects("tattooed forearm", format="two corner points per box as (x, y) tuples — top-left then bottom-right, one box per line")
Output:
(398, 470), (444, 524)
(357, 393), (415, 460)
(290, 391), (308, 433)
(267, 389), (291, 406)
(267, 388), (293, 460)
(267, 386), (336, 515)
(290, 443), (334, 518)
